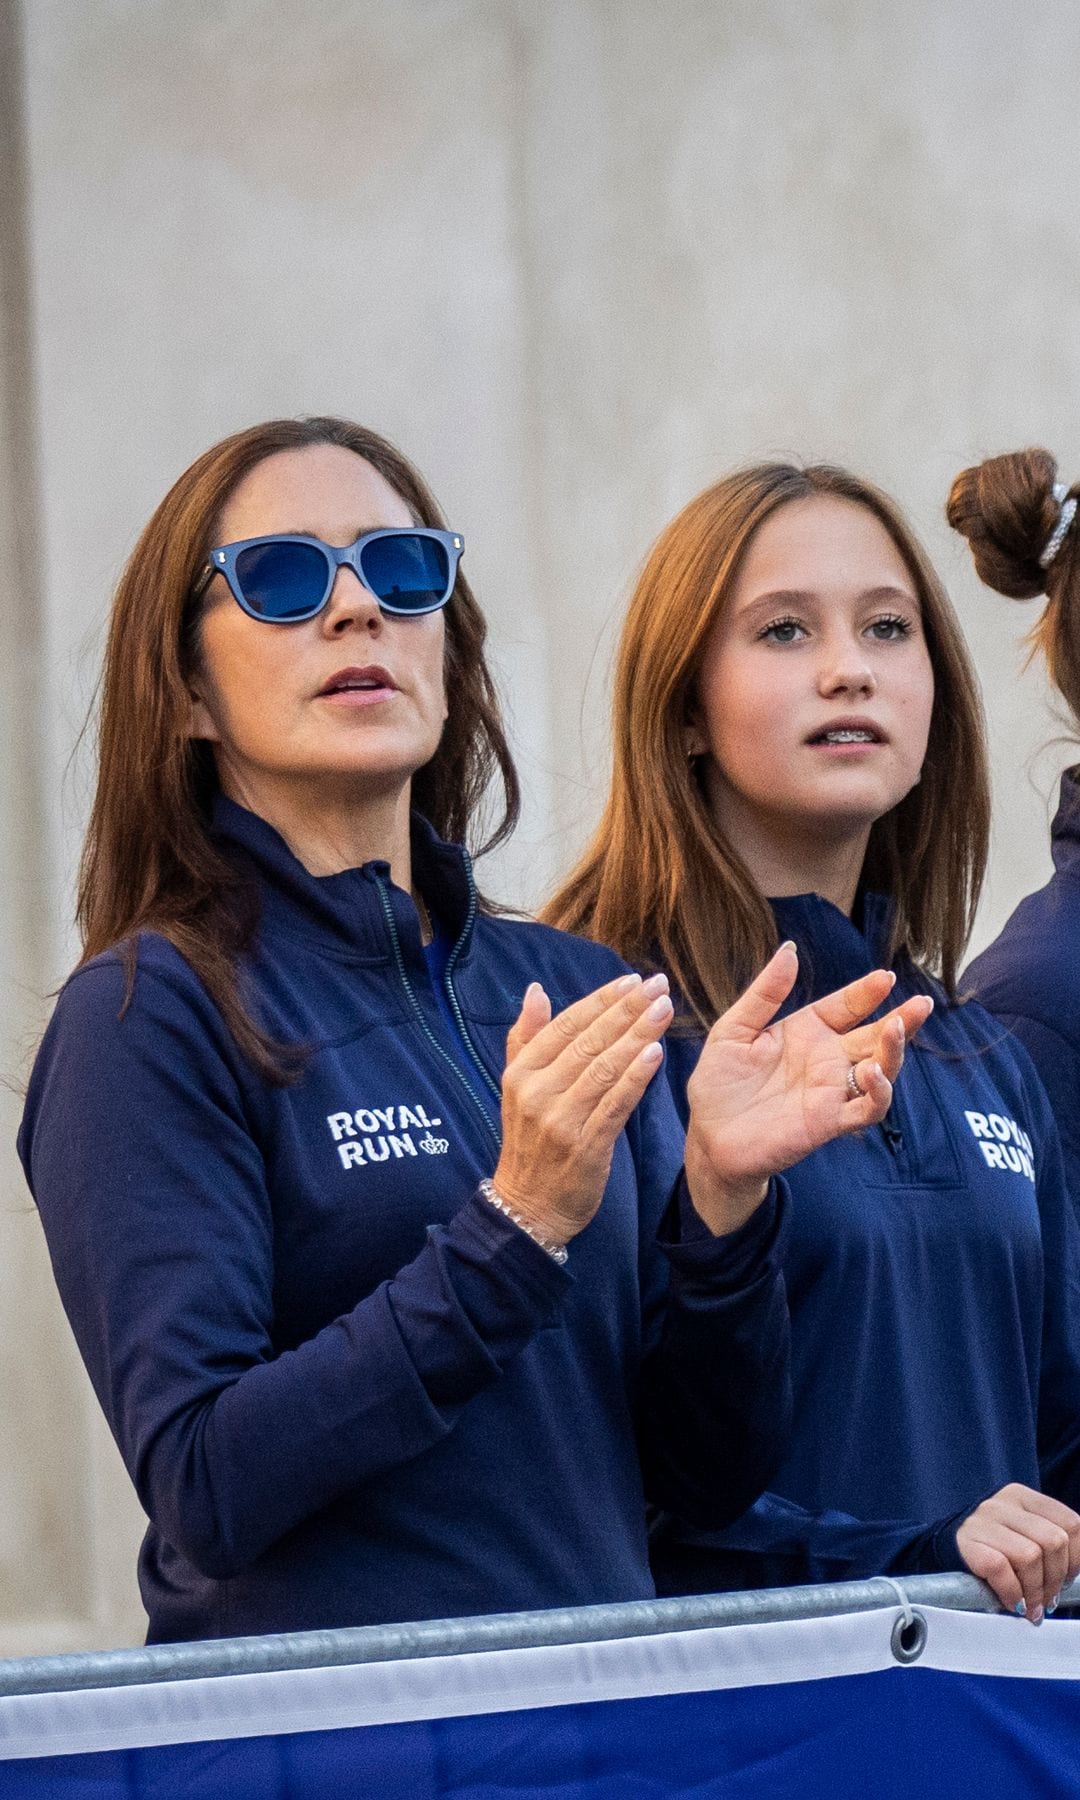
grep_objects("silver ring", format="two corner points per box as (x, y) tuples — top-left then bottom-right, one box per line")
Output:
(846, 1064), (863, 1102)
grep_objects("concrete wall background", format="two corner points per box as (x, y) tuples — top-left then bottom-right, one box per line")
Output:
(2, 0), (1077, 1653)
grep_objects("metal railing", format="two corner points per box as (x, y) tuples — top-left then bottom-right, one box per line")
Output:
(1, 1571), (1075, 1698)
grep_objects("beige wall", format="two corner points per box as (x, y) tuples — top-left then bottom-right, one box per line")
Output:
(2, 0), (1078, 1654)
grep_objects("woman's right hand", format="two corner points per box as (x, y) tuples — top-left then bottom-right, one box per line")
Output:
(956, 1484), (1080, 1621)
(491, 970), (674, 1247)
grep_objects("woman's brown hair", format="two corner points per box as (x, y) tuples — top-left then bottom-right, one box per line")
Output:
(545, 463), (990, 1030)
(78, 416), (519, 1080)
(947, 448), (1080, 723)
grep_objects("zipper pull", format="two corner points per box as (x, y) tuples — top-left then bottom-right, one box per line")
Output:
(881, 1119), (904, 1155)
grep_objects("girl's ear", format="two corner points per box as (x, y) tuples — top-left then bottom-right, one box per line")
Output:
(683, 701), (708, 760)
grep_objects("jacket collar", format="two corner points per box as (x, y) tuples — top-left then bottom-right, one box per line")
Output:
(1051, 766), (1080, 880)
(768, 890), (894, 1004)
(209, 793), (477, 963)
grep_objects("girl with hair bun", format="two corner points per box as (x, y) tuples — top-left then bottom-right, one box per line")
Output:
(950, 451), (1080, 1211)
(548, 462), (1080, 1621)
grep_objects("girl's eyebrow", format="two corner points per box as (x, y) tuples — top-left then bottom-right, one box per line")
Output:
(738, 583), (918, 621)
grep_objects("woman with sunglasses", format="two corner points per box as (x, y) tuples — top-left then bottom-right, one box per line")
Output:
(949, 451), (1080, 1217)
(547, 463), (1080, 1622)
(18, 418), (918, 1644)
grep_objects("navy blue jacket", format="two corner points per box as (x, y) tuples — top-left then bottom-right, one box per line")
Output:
(19, 798), (791, 1643)
(653, 891), (1080, 1593)
(965, 768), (1080, 1218)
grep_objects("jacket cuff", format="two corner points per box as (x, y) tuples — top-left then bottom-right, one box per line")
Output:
(446, 1187), (575, 1317)
(889, 1499), (990, 1575)
(658, 1172), (790, 1288)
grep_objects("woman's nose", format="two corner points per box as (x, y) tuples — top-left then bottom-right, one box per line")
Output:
(320, 565), (382, 636)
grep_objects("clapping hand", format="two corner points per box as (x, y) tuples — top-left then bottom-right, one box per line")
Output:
(684, 941), (934, 1235)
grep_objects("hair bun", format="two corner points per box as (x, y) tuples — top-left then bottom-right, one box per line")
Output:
(946, 448), (1064, 599)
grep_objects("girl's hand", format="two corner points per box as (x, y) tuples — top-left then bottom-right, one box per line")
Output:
(957, 1485), (1080, 1623)
(491, 970), (673, 1246)
(684, 941), (934, 1235)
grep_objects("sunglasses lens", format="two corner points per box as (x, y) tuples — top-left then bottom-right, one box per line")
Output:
(358, 533), (451, 612)
(234, 541), (329, 620)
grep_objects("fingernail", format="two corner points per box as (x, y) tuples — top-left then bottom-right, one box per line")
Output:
(779, 940), (798, 957)
(647, 995), (674, 1022)
(525, 981), (544, 999)
(639, 1041), (664, 1066)
(1014, 1600), (1026, 1617)
(1032, 1605), (1045, 1626)
(642, 973), (669, 997)
(887, 971), (897, 989)
(1049, 1594), (1061, 1615)
(615, 973), (642, 993)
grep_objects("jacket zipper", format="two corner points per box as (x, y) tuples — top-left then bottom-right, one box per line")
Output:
(443, 858), (504, 1108)
(375, 875), (501, 1158)
(880, 1119), (904, 1156)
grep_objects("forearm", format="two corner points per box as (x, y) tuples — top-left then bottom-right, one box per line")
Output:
(638, 1178), (792, 1528)
(77, 1193), (570, 1578)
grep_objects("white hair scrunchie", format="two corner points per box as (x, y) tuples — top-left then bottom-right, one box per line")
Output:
(1039, 481), (1078, 569)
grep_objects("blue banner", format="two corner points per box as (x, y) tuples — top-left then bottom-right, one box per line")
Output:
(3, 1606), (1080, 1797)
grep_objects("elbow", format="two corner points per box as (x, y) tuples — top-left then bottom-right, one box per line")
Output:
(135, 1425), (277, 1581)
(167, 1523), (261, 1582)
(141, 1487), (268, 1580)
(651, 1376), (793, 1534)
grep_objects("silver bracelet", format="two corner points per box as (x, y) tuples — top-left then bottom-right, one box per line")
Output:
(478, 1179), (569, 1265)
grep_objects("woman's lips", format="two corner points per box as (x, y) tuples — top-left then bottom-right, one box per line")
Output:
(316, 666), (398, 706)
(318, 684), (397, 707)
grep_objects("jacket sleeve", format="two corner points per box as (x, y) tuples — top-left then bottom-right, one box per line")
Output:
(18, 956), (571, 1580)
(1020, 1059), (1080, 1509)
(628, 1063), (794, 1531)
(984, 1011), (1080, 1226)
(650, 1490), (970, 1594)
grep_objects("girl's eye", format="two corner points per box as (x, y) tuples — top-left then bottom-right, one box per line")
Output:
(866, 614), (915, 642)
(759, 616), (807, 644)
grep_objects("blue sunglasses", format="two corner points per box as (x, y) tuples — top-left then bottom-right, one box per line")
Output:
(194, 527), (464, 622)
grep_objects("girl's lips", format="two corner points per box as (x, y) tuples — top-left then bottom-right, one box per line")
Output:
(807, 737), (883, 755)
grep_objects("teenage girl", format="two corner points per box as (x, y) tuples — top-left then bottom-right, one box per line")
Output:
(547, 462), (1080, 1621)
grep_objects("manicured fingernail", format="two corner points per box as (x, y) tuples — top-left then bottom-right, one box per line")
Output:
(1014, 1600), (1026, 1617)
(639, 1042), (664, 1066)
(647, 995), (673, 1022)
(779, 940), (798, 956)
(1032, 1605), (1045, 1626)
(615, 973), (642, 993)
(1048, 1594), (1060, 1615)
(642, 973), (669, 997)
(525, 981), (545, 999)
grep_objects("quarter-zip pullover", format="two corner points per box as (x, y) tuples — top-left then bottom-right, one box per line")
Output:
(653, 892), (1080, 1593)
(19, 797), (791, 1643)
(965, 767), (1080, 1218)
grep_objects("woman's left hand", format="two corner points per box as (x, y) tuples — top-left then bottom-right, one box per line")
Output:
(684, 941), (934, 1236)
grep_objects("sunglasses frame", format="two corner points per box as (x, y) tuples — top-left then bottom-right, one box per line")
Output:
(194, 527), (465, 621)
